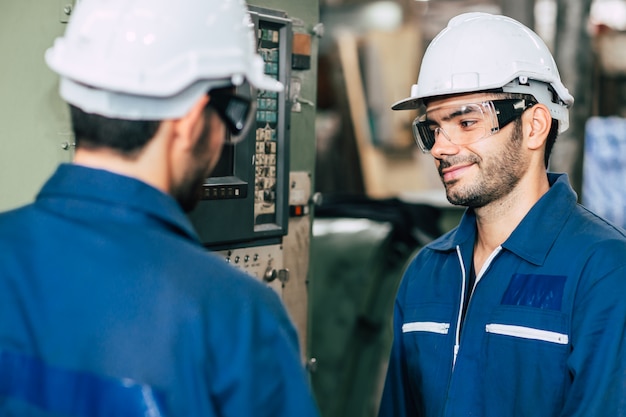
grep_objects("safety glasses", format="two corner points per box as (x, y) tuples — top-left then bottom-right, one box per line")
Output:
(412, 97), (537, 153)
(208, 83), (257, 144)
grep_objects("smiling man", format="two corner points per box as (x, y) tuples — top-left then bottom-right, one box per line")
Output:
(378, 12), (626, 417)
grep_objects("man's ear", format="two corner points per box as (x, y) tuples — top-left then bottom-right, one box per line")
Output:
(525, 103), (552, 151)
(172, 95), (210, 150)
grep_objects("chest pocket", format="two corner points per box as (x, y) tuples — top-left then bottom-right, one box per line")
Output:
(481, 273), (570, 416)
(402, 303), (454, 338)
(481, 304), (570, 417)
(401, 303), (455, 404)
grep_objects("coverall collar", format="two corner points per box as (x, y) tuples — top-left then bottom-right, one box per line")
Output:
(429, 173), (577, 266)
(36, 163), (200, 243)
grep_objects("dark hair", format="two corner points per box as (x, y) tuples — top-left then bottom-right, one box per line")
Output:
(69, 105), (161, 157)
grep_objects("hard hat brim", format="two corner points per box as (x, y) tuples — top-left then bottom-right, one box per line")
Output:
(391, 97), (421, 111)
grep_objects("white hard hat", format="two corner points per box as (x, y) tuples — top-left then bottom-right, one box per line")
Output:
(392, 12), (574, 132)
(45, 0), (283, 120)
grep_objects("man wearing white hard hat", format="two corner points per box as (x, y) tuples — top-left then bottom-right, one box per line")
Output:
(0, 0), (319, 416)
(379, 12), (626, 417)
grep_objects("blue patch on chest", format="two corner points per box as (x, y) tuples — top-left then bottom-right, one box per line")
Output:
(501, 273), (566, 310)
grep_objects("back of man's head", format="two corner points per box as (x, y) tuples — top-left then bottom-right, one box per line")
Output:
(45, 0), (282, 151)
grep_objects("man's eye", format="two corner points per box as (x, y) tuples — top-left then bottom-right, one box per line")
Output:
(460, 119), (479, 128)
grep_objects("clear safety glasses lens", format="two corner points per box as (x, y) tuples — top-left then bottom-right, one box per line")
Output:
(412, 98), (536, 153)
(209, 82), (257, 144)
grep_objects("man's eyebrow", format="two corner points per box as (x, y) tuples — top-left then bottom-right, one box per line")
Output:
(438, 106), (478, 122)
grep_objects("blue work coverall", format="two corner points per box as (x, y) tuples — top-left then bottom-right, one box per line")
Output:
(0, 164), (320, 417)
(379, 173), (626, 417)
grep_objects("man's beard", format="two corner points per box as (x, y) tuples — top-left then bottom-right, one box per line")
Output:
(173, 111), (215, 213)
(439, 122), (527, 208)
(174, 166), (207, 213)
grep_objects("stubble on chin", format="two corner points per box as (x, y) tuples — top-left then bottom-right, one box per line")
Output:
(437, 156), (482, 207)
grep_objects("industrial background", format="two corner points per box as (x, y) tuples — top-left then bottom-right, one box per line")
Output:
(2, 0), (626, 416)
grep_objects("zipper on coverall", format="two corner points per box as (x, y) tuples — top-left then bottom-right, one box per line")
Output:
(452, 246), (466, 367)
(452, 245), (502, 367)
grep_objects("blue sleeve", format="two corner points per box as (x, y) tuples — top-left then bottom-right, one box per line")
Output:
(210, 283), (320, 417)
(561, 262), (626, 416)
(378, 295), (420, 417)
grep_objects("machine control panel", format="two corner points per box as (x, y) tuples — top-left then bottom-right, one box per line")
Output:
(217, 243), (288, 297)
(188, 6), (292, 246)
(253, 20), (286, 230)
